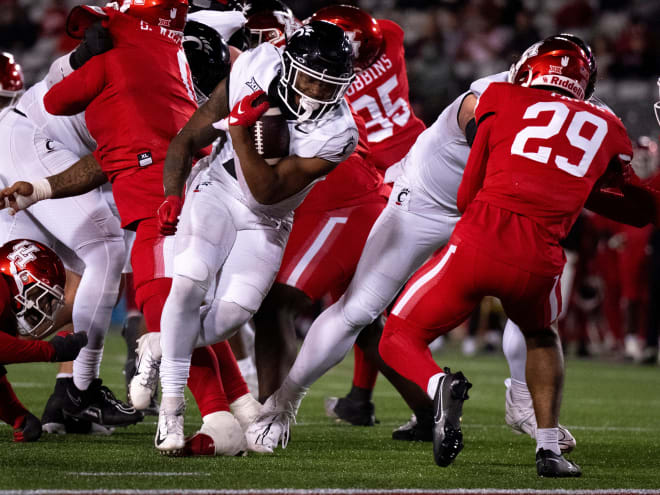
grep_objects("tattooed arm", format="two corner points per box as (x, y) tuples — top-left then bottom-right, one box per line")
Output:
(0, 154), (106, 213)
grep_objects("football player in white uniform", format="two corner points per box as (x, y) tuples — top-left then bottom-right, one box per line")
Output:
(0, 49), (142, 429)
(153, 21), (358, 453)
(244, 34), (606, 454)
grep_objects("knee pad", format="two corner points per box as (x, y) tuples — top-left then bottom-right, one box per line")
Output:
(173, 251), (211, 292)
(203, 300), (253, 343)
(341, 290), (383, 331)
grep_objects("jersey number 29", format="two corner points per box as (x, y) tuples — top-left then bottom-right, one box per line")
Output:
(510, 101), (608, 178)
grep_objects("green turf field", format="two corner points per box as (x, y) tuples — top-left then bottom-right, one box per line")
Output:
(1, 329), (659, 492)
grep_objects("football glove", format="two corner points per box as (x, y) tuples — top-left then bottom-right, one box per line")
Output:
(13, 411), (42, 442)
(70, 21), (113, 70)
(157, 195), (183, 236)
(228, 90), (270, 128)
(50, 332), (88, 362)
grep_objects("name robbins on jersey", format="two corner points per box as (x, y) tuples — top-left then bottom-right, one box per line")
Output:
(345, 53), (393, 97)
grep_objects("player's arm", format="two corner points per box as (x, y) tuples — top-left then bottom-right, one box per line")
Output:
(43, 54), (105, 116)
(458, 93), (478, 145)
(231, 126), (337, 204)
(457, 113), (493, 213)
(226, 91), (345, 204)
(0, 330), (86, 364)
(0, 154), (106, 214)
(163, 79), (229, 198)
(585, 159), (659, 228)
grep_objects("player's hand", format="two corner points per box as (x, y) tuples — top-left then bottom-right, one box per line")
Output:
(228, 90), (270, 128)
(13, 411), (42, 442)
(50, 332), (88, 362)
(70, 21), (113, 70)
(157, 195), (183, 236)
(0, 181), (38, 215)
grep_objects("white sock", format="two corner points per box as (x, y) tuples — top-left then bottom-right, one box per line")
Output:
(426, 371), (445, 399)
(161, 395), (185, 414)
(160, 356), (191, 398)
(536, 427), (560, 455)
(510, 378), (532, 404)
(502, 319), (527, 383)
(73, 347), (104, 391)
(56, 373), (73, 380)
(277, 376), (309, 415)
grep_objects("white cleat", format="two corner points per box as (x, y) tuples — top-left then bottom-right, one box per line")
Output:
(155, 401), (185, 455)
(230, 393), (263, 431)
(245, 395), (294, 454)
(504, 378), (576, 453)
(129, 333), (161, 410)
(183, 411), (247, 456)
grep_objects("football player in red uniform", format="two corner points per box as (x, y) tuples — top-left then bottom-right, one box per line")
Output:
(308, 3), (429, 432)
(377, 38), (637, 477)
(0, 239), (87, 442)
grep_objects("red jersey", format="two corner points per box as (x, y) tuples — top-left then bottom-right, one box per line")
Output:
(344, 20), (425, 174)
(295, 111), (384, 215)
(44, 10), (198, 228)
(0, 277), (54, 364)
(457, 82), (632, 275)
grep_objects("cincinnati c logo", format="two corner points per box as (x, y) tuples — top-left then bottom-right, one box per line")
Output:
(395, 187), (410, 206)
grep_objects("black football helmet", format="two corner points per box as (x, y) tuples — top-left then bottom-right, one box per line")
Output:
(278, 21), (354, 121)
(183, 20), (231, 103)
(544, 33), (596, 99)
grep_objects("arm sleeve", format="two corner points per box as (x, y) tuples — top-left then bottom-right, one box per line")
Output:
(0, 375), (28, 426)
(0, 331), (55, 364)
(585, 161), (659, 228)
(43, 55), (106, 116)
(457, 113), (493, 214)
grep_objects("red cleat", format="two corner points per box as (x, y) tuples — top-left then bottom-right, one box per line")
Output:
(181, 432), (216, 456)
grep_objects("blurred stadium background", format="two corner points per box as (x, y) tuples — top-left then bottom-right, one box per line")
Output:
(2, 0), (660, 363)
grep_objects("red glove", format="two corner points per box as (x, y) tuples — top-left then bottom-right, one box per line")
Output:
(157, 195), (183, 236)
(228, 90), (270, 127)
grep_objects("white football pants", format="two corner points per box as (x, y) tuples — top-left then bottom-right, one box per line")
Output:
(0, 110), (126, 389)
(159, 169), (291, 398)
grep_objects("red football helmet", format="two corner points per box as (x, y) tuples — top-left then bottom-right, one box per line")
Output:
(0, 52), (24, 107)
(246, 8), (301, 48)
(0, 240), (65, 340)
(509, 37), (592, 100)
(310, 5), (383, 72)
(121, 0), (189, 32)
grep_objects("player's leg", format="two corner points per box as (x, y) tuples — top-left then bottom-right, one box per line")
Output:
(501, 271), (580, 477)
(246, 185), (456, 452)
(156, 182), (238, 453)
(352, 318), (434, 441)
(379, 241), (477, 467)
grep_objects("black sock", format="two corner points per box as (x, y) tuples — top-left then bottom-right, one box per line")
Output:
(346, 385), (373, 403)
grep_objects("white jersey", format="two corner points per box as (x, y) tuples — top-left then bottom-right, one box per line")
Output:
(16, 80), (96, 159)
(396, 71), (508, 217)
(187, 10), (246, 41)
(209, 43), (358, 219)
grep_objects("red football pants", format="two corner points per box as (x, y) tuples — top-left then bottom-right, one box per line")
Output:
(380, 237), (562, 392)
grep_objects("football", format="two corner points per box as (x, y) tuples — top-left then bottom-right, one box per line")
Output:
(249, 105), (290, 166)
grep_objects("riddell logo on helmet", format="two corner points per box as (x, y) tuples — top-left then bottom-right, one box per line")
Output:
(533, 75), (584, 99)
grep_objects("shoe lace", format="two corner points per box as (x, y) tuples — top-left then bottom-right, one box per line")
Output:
(139, 356), (160, 389)
(98, 385), (138, 414)
(165, 410), (184, 437)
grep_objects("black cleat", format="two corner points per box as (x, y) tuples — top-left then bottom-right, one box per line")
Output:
(42, 378), (114, 435)
(432, 368), (472, 467)
(63, 378), (143, 427)
(536, 448), (582, 477)
(324, 396), (377, 426)
(392, 413), (433, 442)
